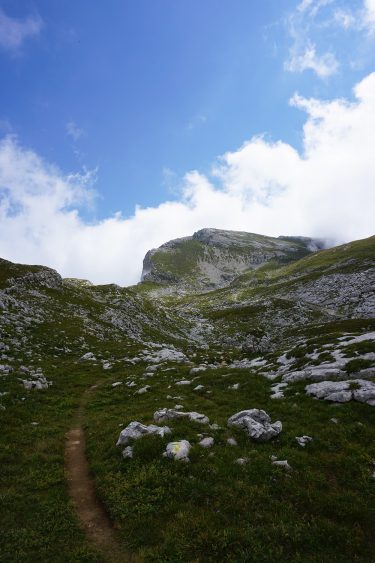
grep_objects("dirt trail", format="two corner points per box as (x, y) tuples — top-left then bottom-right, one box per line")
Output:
(65, 384), (136, 563)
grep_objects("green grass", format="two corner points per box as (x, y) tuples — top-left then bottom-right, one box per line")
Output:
(0, 360), (104, 562)
(85, 363), (375, 562)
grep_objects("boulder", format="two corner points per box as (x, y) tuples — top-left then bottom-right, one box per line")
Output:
(154, 408), (209, 425)
(228, 409), (282, 442)
(164, 440), (191, 461)
(116, 421), (171, 446)
(305, 379), (375, 405)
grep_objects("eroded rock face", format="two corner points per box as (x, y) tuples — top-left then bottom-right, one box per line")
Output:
(154, 408), (209, 425)
(305, 379), (375, 406)
(116, 421), (172, 446)
(228, 409), (282, 442)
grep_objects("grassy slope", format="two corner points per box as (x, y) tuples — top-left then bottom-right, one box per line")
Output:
(85, 362), (375, 562)
(1, 235), (375, 561)
(0, 269), (185, 561)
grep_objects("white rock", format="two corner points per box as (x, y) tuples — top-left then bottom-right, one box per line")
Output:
(193, 385), (205, 391)
(272, 460), (292, 471)
(228, 409), (282, 442)
(228, 383), (240, 390)
(164, 440), (191, 461)
(154, 408), (209, 425)
(235, 457), (249, 465)
(227, 437), (238, 446)
(295, 435), (313, 447)
(80, 352), (96, 361)
(306, 379), (375, 405)
(111, 381), (123, 388)
(175, 380), (191, 386)
(116, 421), (171, 446)
(199, 437), (214, 448)
(190, 366), (206, 375)
(135, 385), (151, 395)
(126, 381), (137, 388)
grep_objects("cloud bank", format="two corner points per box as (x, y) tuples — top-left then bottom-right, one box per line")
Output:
(1, 73), (375, 286)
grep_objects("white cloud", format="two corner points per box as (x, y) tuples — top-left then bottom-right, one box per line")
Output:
(0, 73), (375, 286)
(0, 9), (42, 52)
(363, 0), (375, 30)
(285, 2), (339, 78)
(285, 42), (338, 77)
(66, 121), (84, 141)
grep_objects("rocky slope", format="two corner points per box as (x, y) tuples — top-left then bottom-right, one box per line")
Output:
(141, 228), (325, 293)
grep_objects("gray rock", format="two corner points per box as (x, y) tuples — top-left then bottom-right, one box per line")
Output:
(227, 437), (238, 446)
(135, 385), (151, 395)
(305, 379), (375, 405)
(199, 437), (214, 448)
(272, 460), (292, 471)
(116, 421), (171, 446)
(235, 457), (249, 465)
(295, 435), (313, 447)
(80, 352), (96, 361)
(228, 409), (282, 442)
(154, 408), (209, 425)
(122, 446), (133, 459)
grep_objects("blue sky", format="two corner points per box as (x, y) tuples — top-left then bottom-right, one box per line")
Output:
(0, 0), (375, 284)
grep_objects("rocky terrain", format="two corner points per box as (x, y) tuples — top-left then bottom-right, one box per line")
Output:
(1, 230), (374, 562)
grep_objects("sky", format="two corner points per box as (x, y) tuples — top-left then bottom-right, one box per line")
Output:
(0, 0), (375, 285)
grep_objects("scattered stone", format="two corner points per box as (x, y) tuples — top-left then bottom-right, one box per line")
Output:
(228, 409), (282, 442)
(126, 381), (137, 388)
(164, 440), (191, 461)
(227, 437), (238, 446)
(272, 460), (292, 471)
(122, 446), (133, 459)
(135, 385), (151, 395)
(116, 421), (171, 446)
(295, 435), (313, 447)
(199, 437), (214, 448)
(235, 457), (249, 465)
(190, 366), (206, 375)
(154, 408), (209, 425)
(80, 352), (96, 361)
(111, 381), (122, 388)
(142, 348), (187, 364)
(193, 384), (205, 391)
(175, 380), (191, 386)
(270, 382), (288, 399)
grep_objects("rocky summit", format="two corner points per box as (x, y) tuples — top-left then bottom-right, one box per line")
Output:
(1, 230), (375, 562)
